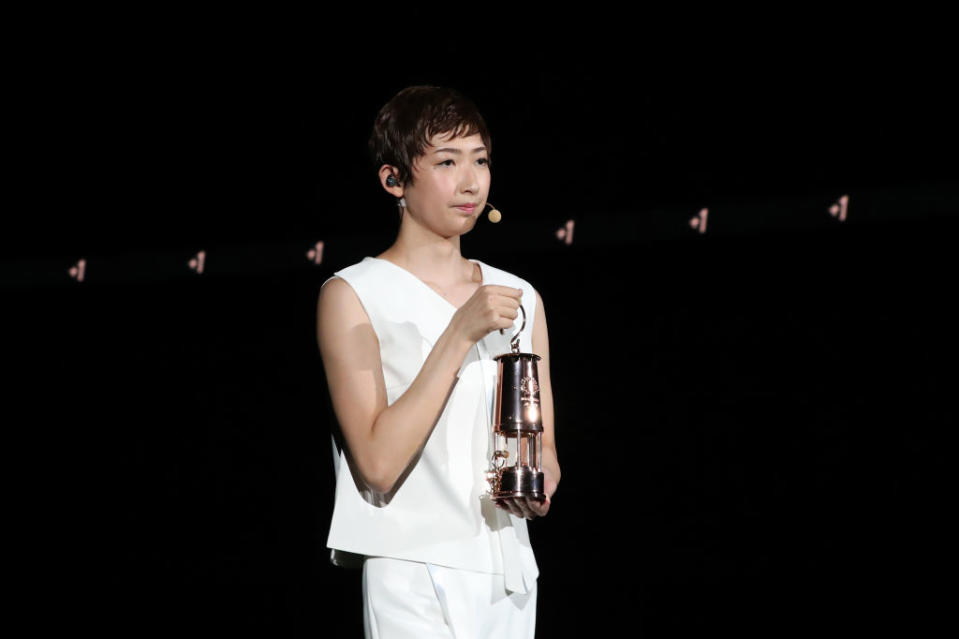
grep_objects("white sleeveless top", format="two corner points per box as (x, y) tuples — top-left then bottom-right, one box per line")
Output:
(322, 256), (539, 594)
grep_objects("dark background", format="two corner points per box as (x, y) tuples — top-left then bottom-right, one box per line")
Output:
(13, 28), (957, 637)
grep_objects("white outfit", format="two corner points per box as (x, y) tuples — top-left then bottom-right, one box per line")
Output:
(322, 256), (539, 635)
(363, 557), (536, 639)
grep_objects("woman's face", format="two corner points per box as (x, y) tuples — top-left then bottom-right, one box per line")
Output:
(403, 131), (490, 238)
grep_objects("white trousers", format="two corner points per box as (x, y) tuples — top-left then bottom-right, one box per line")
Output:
(362, 557), (537, 639)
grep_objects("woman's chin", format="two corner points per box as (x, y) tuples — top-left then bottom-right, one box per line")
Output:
(439, 217), (478, 238)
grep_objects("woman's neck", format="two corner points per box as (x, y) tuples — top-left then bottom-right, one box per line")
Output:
(377, 237), (474, 287)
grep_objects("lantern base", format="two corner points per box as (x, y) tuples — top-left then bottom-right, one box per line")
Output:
(493, 467), (545, 502)
(494, 490), (546, 503)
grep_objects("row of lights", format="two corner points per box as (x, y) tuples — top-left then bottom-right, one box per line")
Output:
(66, 196), (850, 283)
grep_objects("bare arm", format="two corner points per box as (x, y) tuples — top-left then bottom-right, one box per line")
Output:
(317, 277), (522, 494)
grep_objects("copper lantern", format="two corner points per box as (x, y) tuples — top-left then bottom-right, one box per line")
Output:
(487, 304), (545, 503)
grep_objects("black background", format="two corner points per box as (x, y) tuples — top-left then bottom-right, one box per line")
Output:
(13, 23), (957, 637)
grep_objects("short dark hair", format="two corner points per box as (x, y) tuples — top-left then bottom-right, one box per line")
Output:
(368, 85), (492, 188)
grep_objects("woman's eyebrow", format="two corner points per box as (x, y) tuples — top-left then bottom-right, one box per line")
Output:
(432, 147), (488, 155)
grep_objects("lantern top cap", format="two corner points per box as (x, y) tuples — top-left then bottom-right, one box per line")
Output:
(493, 352), (541, 361)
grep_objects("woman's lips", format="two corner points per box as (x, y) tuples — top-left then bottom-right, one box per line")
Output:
(456, 205), (476, 213)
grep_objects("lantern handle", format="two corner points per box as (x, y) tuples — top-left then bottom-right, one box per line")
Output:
(497, 304), (526, 353)
(511, 304), (526, 353)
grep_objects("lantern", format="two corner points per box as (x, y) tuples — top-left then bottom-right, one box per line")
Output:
(487, 305), (545, 503)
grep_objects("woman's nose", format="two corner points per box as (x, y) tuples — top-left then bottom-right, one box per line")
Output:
(460, 167), (478, 192)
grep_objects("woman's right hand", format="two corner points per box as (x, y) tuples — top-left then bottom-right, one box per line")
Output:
(450, 285), (523, 344)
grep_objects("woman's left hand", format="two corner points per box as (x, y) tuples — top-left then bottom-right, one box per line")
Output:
(495, 495), (549, 520)
(495, 464), (559, 520)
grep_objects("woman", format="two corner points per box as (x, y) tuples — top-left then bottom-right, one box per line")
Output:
(316, 85), (560, 637)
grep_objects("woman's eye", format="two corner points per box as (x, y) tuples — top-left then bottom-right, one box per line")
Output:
(439, 158), (488, 167)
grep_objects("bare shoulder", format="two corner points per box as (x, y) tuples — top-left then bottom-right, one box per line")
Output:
(532, 287), (551, 346)
(316, 276), (379, 364)
(532, 287), (547, 320)
(318, 275), (357, 307)
(317, 276), (372, 331)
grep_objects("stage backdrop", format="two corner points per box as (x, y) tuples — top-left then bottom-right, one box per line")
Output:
(36, 211), (953, 636)
(14, 40), (956, 637)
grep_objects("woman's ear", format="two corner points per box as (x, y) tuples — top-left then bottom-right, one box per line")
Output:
(378, 165), (403, 197)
